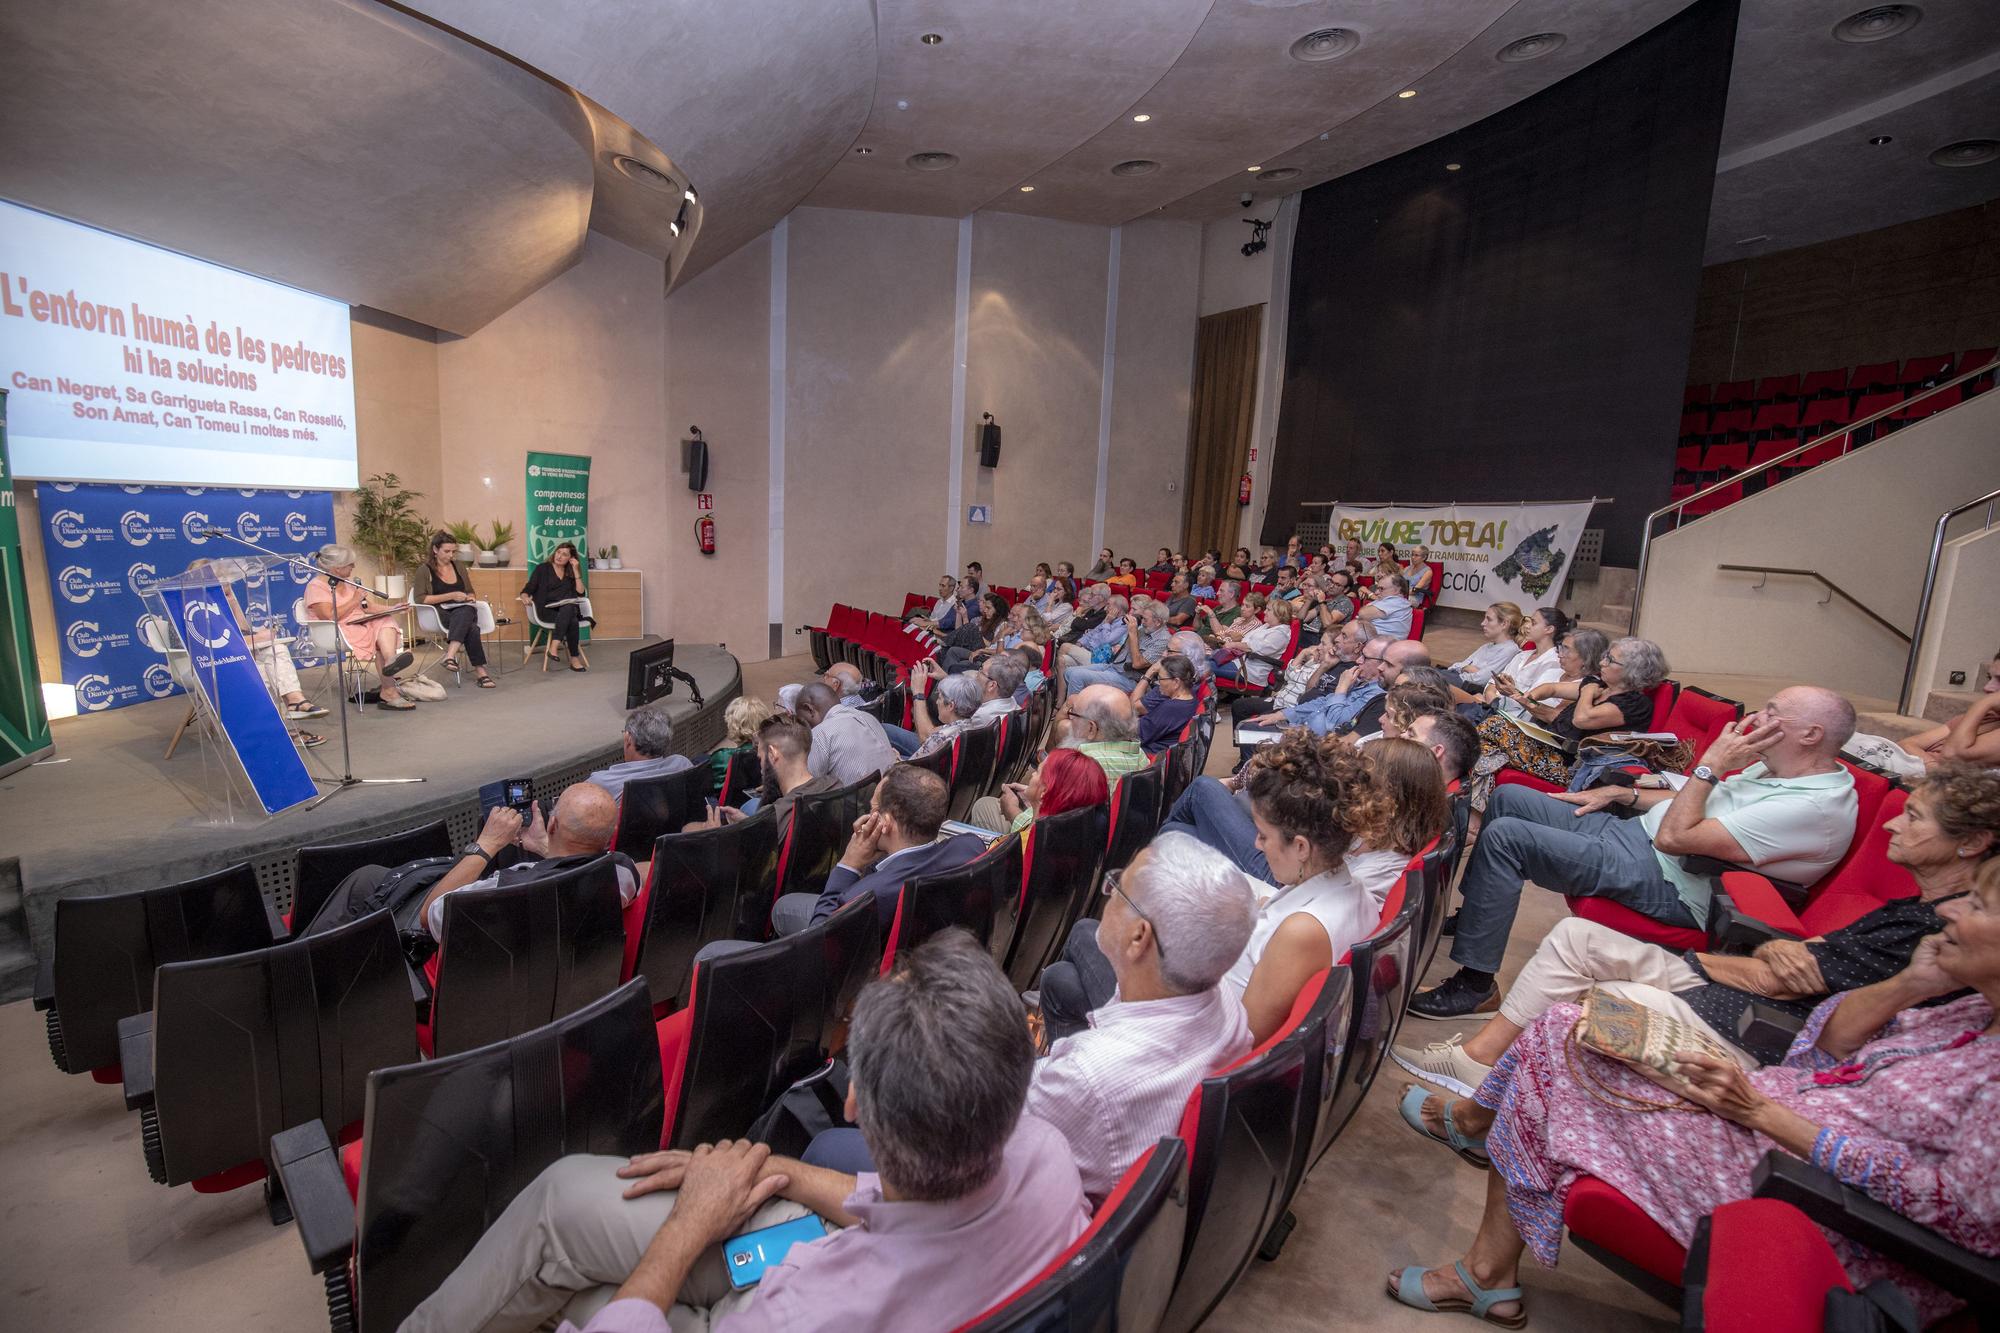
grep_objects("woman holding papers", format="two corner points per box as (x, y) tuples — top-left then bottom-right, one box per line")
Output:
(520, 541), (592, 671)
(1472, 633), (1668, 785)
(305, 543), (420, 709)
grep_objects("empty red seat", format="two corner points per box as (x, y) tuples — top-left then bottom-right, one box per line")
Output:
(1683, 382), (1713, 407)
(1712, 379), (1754, 409)
(1897, 383), (1962, 421)
(1708, 406), (1753, 437)
(1796, 432), (1849, 468)
(1851, 390), (1905, 438)
(1849, 361), (1899, 393)
(1798, 398), (1851, 435)
(1678, 409), (1709, 439)
(1799, 367), (1849, 399)
(1746, 440), (1794, 480)
(1752, 373), (1799, 402)
(1749, 402), (1799, 436)
(1699, 442), (1748, 473)
(1675, 445), (1703, 474)
(1683, 480), (1741, 515)
(1683, 1199), (1853, 1333)
(1900, 353), (1952, 387)
(1669, 482), (1697, 504)
(1958, 346), (1995, 393)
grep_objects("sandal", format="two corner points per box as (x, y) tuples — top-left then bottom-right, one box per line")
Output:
(441, 655), (460, 673)
(1398, 1086), (1491, 1169)
(1389, 1262), (1526, 1328)
(476, 674), (497, 688)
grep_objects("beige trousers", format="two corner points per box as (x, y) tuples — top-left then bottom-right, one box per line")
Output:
(397, 1154), (809, 1333)
(1500, 917), (1755, 1069)
(964, 796), (1012, 833)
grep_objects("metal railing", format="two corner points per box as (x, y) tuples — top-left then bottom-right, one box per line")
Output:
(1716, 565), (1910, 642)
(1900, 486), (2000, 713)
(1631, 362), (1991, 633)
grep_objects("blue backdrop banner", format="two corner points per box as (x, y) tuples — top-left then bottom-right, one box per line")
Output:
(37, 482), (337, 713)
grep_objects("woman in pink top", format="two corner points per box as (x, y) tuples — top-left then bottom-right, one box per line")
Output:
(302, 543), (416, 708)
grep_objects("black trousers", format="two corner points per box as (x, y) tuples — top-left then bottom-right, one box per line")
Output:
(439, 604), (487, 667)
(1229, 693), (1275, 766)
(543, 603), (582, 655)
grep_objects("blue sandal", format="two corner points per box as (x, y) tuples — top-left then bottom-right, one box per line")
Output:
(1399, 1085), (1491, 1169)
(1390, 1261), (1527, 1327)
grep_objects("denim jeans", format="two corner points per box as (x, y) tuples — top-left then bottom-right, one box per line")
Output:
(1449, 784), (1696, 975)
(1062, 664), (1140, 694)
(801, 1127), (875, 1174)
(1158, 776), (1270, 882)
(1037, 918), (1118, 1041)
(881, 723), (920, 758)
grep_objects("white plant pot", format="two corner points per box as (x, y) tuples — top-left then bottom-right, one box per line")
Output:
(476, 548), (498, 566)
(377, 574), (407, 599)
(491, 545), (511, 565)
(609, 558), (622, 569)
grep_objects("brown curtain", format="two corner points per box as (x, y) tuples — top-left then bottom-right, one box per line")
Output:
(1181, 304), (1261, 558)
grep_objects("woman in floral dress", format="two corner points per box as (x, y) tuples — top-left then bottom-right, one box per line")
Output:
(1390, 858), (2000, 1326)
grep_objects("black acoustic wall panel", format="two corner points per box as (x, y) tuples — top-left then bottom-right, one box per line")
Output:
(1263, 0), (1739, 566)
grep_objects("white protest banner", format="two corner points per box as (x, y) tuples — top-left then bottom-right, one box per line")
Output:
(1331, 501), (1596, 610)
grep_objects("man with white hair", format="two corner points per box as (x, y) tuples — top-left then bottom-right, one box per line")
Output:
(1413, 685), (1862, 1018)
(802, 832), (1256, 1203)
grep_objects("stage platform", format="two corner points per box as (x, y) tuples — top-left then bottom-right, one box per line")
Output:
(0, 639), (741, 1001)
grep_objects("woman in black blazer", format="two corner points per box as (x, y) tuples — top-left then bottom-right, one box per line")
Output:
(519, 541), (593, 670)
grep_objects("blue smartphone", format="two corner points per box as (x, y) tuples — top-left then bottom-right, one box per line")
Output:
(722, 1214), (831, 1289)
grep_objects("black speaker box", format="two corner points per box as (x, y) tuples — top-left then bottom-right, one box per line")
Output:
(978, 421), (1001, 468)
(686, 436), (709, 491)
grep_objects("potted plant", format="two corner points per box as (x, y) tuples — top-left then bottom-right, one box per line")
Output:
(446, 520), (489, 565)
(594, 546), (608, 570)
(608, 543), (622, 570)
(486, 518), (515, 566)
(349, 473), (431, 598)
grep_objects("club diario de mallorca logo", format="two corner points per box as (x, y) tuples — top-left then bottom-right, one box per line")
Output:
(65, 620), (133, 659)
(283, 511), (314, 541)
(236, 510), (273, 541)
(127, 561), (158, 597)
(143, 663), (177, 698)
(74, 673), (138, 712)
(120, 510), (177, 545)
(182, 511), (213, 543)
(57, 565), (122, 604)
(49, 508), (112, 549)
(182, 599), (234, 651)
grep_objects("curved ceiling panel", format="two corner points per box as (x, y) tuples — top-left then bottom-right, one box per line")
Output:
(405, 0), (878, 283)
(0, 0), (596, 335)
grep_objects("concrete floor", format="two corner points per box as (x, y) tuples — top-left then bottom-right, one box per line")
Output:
(0, 644), (1703, 1332)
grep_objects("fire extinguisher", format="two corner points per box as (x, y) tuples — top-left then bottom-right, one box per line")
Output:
(695, 514), (716, 555)
(1238, 471), (1253, 506)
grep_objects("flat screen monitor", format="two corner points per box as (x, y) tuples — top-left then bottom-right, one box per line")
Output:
(626, 638), (677, 710)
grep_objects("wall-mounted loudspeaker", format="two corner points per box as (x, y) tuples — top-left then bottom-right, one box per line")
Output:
(685, 428), (709, 492)
(978, 414), (1001, 468)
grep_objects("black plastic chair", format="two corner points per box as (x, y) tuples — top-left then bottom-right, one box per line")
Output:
(1102, 759), (1168, 878)
(612, 765), (712, 859)
(716, 748), (762, 807)
(885, 835), (1023, 969)
(271, 978), (664, 1333)
(624, 809), (782, 1012)
(1313, 896), (1420, 1159)
(902, 743), (953, 785)
(772, 772), (877, 903)
(119, 910), (417, 1218)
(1159, 736), (1200, 809)
(1405, 825), (1460, 984)
(35, 862), (277, 1077)
(1001, 805), (1107, 990)
(992, 708), (1030, 789)
(1159, 971), (1333, 1333)
(964, 1138), (1190, 1332)
(946, 720), (1003, 823)
(427, 855), (628, 1057)
(291, 820), (451, 933)
(661, 895), (881, 1149)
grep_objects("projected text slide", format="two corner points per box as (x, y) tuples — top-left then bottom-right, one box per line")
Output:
(0, 200), (359, 490)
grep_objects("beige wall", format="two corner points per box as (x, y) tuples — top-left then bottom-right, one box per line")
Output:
(1104, 219), (1201, 559)
(1908, 524), (2000, 709)
(1638, 387), (2000, 701)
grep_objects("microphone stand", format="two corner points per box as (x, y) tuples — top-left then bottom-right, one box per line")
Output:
(197, 528), (423, 805)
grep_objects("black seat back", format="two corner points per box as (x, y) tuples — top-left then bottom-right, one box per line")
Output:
(630, 809), (782, 1009)
(902, 744), (952, 785)
(1160, 979), (1332, 1333)
(354, 979), (663, 1333)
(964, 1138), (1190, 1333)
(1103, 759), (1168, 876)
(151, 910), (417, 1185)
(668, 896), (880, 1149)
(717, 749), (762, 807)
(773, 772), (877, 901)
(1002, 805), (1106, 990)
(292, 820), (451, 931)
(612, 766), (712, 859)
(48, 863), (272, 1074)
(992, 708), (1030, 788)
(430, 857), (627, 1057)
(1313, 898), (1419, 1164)
(887, 835), (1021, 967)
(946, 721), (1003, 822)
(1158, 737), (1198, 808)
(1419, 794), (1472, 974)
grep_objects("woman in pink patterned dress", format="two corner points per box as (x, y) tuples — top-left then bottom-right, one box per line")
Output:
(1389, 858), (2000, 1327)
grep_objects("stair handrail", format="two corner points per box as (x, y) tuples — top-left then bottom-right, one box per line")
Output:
(1715, 565), (1910, 643)
(1900, 486), (2000, 714)
(1633, 362), (1990, 633)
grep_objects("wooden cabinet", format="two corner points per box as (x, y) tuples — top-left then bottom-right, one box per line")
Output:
(466, 567), (644, 642)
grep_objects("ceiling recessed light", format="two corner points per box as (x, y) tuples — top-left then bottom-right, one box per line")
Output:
(853, 146), (873, 155)
(1868, 135), (1894, 145)
(1498, 32), (1568, 62)
(1132, 113), (1151, 123)
(1290, 28), (1360, 63)
(1110, 159), (1160, 177)
(609, 154), (677, 191)
(1445, 162), (1462, 171)
(1247, 165), (1262, 172)
(1397, 89), (1418, 99)
(1833, 6), (1922, 43)
(1930, 139), (2000, 167)
(906, 151), (959, 172)
(919, 32), (943, 46)
(1019, 185), (1035, 193)
(896, 99), (910, 111)
(1257, 167), (1302, 183)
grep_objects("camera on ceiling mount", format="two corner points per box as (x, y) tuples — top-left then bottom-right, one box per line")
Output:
(1239, 192), (1254, 208)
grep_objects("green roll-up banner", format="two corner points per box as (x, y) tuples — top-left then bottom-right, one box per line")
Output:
(0, 389), (56, 776)
(524, 450), (591, 644)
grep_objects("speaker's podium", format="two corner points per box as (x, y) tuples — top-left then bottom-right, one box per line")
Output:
(141, 557), (318, 822)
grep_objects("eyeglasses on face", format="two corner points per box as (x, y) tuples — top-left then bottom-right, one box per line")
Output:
(1099, 869), (1166, 959)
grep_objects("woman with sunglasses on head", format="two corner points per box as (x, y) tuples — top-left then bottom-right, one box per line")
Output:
(519, 540), (593, 671)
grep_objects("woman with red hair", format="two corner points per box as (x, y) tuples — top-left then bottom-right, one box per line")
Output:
(969, 744), (1111, 836)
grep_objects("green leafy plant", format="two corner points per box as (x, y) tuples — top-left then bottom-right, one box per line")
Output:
(445, 519), (483, 549)
(350, 473), (432, 576)
(485, 518), (515, 551)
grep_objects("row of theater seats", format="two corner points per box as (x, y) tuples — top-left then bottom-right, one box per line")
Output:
(1670, 350), (1993, 519)
(1459, 678), (1999, 1325)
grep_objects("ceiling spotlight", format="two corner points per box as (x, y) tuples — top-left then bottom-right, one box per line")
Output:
(1833, 6), (1922, 43)
(1290, 28), (1360, 63)
(1498, 32), (1568, 62)
(1019, 185), (1035, 192)
(1446, 162), (1462, 171)
(1133, 113), (1152, 123)
(906, 151), (960, 172)
(853, 146), (873, 155)
(1247, 165), (1262, 172)
(1930, 139), (2000, 167)
(1397, 89), (1418, 99)
(919, 32), (944, 45)
(1868, 135), (1894, 145)
(683, 187), (697, 202)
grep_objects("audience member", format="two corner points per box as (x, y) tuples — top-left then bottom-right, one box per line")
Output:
(1147, 547), (1176, 576)
(1388, 857), (2000, 1328)
(1846, 648), (2000, 777)
(1062, 600), (1169, 694)
(909, 574), (957, 625)
(1359, 571), (1414, 639)
(1372, 542), (1402, 580)
(1272, 566), (1302, 601)
(1056, 591), (1129, 676)
(1464, 607), (1570, 720)
(1405, 545), (1436, 606)
(1410, 710), (1481, 788)
(1471, 635), (1668, 786)
(794, 682), (897, 787)
(1052, 684), (1148, 792)
(1443, 603), (1525, 691)
(1278, 534), (1308, 570)
(414, 782), (634, 942)
(402, 931), (1090, 1333)
(732, 714), (837, 834)
(1250, 548), (1281, 585)
(903, 666), (987, 761)
(1200, 588), (1264, 646)
(963, 560), (984, 596)
(1343, 537), (1365, 568)
(938, 592), (1009, 672)
(1415, 686), (1861, 1017)
(588, 705), (694, 800)
(305, 542), (416, 708)
(1243, 635), (1432, 739)
(1129, 652), (1200, 754)
(765, 764), (983, 933)
(967, 744), (1109, 836)
(1163, 573), (1197, 628)
(1343, 737), (1454, 904)
(1085, 547), (1116, 580)
(1395, 762), (2000, 1094)
(1106, 557), (1141, 590)
(705, 696), (773, 796)
(1213, 596), (1295, 688)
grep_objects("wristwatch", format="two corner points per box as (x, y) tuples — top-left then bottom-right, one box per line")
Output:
(459, 842), (495, 866)
(1689, 764), (1719, 784)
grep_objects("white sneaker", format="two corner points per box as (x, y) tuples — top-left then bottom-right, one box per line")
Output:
(1388, 1034), (1493, 1099)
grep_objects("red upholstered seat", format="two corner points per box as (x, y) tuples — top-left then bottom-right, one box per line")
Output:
(1799, 367), (1848, 399)
(1718, 786), (1911, 937)
(1568, 896), (1707, 952)
(1563, 1175), (1686, 1287)
(1690, 1200), (1853, 1333)
(341, 1138), (364, 1201)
